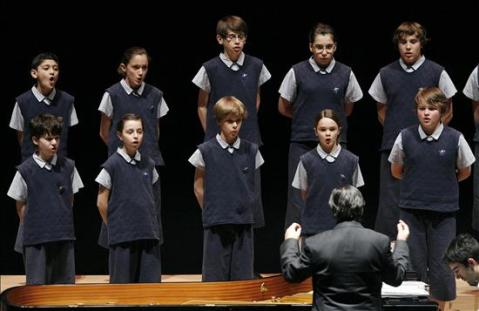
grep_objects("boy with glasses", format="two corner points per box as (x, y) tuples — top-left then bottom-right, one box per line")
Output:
(278, 22), (363, 228)
(192, 15), (271, 230)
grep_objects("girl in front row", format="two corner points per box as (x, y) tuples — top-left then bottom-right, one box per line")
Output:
(292, 109), (364, 237)
(96, 113), (161, 283)
(389, 87), (475, 309)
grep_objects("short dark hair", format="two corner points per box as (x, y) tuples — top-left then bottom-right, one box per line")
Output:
(329, 185), (365, 222)
(116, 113), (143, 133)
(393, 21), (429, 47)
(444, 234), (479, 266)
(29, 113), (63, 139)
(216, 15), (248, 38)
(309, 22), (336, 44)
(31, 52), (59, 69)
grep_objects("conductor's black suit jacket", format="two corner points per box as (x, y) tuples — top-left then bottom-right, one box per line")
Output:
(280, 221), (409, 311)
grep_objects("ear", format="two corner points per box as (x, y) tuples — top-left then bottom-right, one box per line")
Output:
(32, 136), (39, 146)
(468, 258), (478, 266)
(116, 131), (124, 141)
(216, 34), (224, 45)
(119, 63), (127, 74)
(30, 69), (38, 79)
(309, 43), (314, 53)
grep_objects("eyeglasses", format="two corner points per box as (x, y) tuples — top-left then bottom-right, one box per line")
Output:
(224, 33), (246, 42)
(312, 44), (335, 52)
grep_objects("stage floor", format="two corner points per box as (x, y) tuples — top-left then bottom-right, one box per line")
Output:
(1, 275), (478, 311)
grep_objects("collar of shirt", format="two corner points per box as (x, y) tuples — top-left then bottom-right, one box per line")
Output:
(316, 143), (341, 162)
(418, 123), (443, 141)
(309, 57), (335, 74)
(399, 55), (425, 72)
(33, 152), (57, 170)
(117, 147), (141, 164)
(120, 79), (145, 96)
(216, 134), (240, 153)
(31, 86), (56, 105)
(220, 52), (245, 71)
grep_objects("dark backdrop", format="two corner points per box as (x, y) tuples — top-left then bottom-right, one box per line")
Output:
(1, 1), (477, 275)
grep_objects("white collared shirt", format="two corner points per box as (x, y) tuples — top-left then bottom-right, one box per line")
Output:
(388, 124), (476, 168)
(95, 147), (159, 189)
(7, 153), (83, 202)
(98, 79), (169, 119)
(188, 134), (264, 169)
(278, 57), (363, 104)
(9, 86), (79, 131)
(192, 52), (271, 92)
(292, 144), (364, 191)
(368, 56), (457, 104)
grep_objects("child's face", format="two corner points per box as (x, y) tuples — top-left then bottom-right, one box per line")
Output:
(219, 113), (242, 144)
(314, 117), (339, 153)
(122, 54), (149, 89)
(33, 134), (60, 161)
(310, 34), (336, 68)
(31, 59), (59, 95)
(398, 34), (422, 66)
(217, 31), (246, 61)
(448, 260), (479, 287)
(118, 119), (144, 156)
(417, 102), (441, 135)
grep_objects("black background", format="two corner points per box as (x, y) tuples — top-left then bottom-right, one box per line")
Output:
(1, 1), (477, 276)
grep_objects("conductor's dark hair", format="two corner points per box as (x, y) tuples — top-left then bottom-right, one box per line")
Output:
(329, 185), (365, 222)
(444, 234), (479, 266)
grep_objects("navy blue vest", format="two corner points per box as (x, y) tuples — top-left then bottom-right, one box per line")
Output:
(198, 139), (257, 227)
(399, 126), (460, 212)
(106, 83), (164, 165)
(380, 59), (443, 151)
(18, 156), (75, 245)
(17, 90), (73, 162)
(291, 60), (351, 143)
(203, 55), (263, 144)
(300, 148), (358, 235)
(102, 153), (159, 245)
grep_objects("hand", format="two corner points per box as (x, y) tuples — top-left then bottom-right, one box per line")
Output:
(396, 220), (409, 241)
(285, 223), (302, 240)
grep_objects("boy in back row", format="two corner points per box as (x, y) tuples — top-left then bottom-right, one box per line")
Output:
(189, 96), (264, 281)
(7, 114), (83, 284)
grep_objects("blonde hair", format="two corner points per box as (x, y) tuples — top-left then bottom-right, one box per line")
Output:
(213, 96), (248, 123)
(415, 87), (449, 115)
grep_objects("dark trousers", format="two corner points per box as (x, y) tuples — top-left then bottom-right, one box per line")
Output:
(24, 241), (75, 285)
(400, 208), (456, 301)
(109, 239), (161, 283)
(284, 142), (316, 228)
(202, 224), (254, 282)
(375, 151), (400, 240)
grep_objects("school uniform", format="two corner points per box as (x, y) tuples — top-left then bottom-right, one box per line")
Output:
(188, 135), (264, 281)
(292, 144), (364, 236)
(7, 153), (83, 284)
(97, 79), (168, 248)
(96, 148), (161, 283)
(389, 124), (475, 301)
(193, 52), (270, 228)
(279, 58), (363, 228)
(463, 65), (479, 233)
(369, 56), (457, 239)
(9, 86), (78, 162)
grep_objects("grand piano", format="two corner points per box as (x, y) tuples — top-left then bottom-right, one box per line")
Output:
(1, 275), (437, 310)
